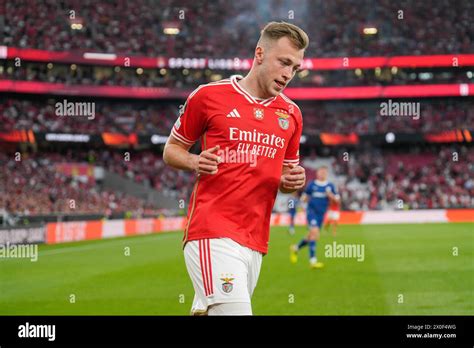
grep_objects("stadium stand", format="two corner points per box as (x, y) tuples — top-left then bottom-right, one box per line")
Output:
(4, 0), (472, 57)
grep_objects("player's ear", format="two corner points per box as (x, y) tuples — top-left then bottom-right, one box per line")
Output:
(255, 46), (264, 64)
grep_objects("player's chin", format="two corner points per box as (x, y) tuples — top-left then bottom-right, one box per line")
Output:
(270, 85), (282, 96)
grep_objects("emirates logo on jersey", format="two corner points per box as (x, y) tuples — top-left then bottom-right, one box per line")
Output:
(253, 108), (264, 120)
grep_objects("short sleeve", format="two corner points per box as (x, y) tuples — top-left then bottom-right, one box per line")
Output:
(170, 87), (208, 146)
(283, 105), (302, 166)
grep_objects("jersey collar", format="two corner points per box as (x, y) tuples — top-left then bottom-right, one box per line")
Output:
(315, 180), (329, 185)
(230, 75), (277, 107)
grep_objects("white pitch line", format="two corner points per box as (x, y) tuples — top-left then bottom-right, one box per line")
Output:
(39, 232), (179, 257)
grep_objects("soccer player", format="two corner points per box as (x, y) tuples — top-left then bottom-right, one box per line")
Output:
(288, 191), (299, 235)
(163, 21), (309, 315)
(290, 166), (340, 268)
(324, 190), (341, 236)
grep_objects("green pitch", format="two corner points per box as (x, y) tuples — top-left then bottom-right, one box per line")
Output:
(0, 223), (472, 315)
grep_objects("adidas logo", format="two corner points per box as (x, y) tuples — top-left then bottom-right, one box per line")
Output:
(226, 108), (241, 118)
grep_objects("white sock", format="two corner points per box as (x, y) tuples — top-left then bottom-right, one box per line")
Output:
(310, 257), (317, 264)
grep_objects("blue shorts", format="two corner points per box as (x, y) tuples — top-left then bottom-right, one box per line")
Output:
(307, 211), (325, 229)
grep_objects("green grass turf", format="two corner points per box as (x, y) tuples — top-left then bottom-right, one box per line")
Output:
(0, 223), (472, 315)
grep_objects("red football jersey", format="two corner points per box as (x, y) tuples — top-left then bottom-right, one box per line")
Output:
(170, 75), (303, 254)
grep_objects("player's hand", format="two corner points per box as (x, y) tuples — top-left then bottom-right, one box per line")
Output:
(193, 145), (221, 175)
(280, 164), (306, 191)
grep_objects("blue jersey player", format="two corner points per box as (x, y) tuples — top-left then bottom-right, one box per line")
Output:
(290, 166), (339, 269)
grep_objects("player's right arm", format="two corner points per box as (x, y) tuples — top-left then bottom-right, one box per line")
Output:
(163, 137), (220, 175)
(162, 86), (221, 175)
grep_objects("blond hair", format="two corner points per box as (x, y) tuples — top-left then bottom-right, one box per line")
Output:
(258, 21), (309, 50)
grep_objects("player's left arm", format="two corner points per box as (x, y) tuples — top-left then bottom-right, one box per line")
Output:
(279, 105), (305, 193)
(326, 184), (340, 203)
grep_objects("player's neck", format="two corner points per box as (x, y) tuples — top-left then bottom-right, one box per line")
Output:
(238, 73), (273, 100)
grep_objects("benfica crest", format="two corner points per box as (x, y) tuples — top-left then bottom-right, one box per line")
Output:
(220, 276), (234, 293)
(253, 108), (264, 120)
(276, 109), (290, 130)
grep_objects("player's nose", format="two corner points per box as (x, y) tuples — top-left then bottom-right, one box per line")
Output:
(281, 71), (290, 81)
(281, 70), (291, 82)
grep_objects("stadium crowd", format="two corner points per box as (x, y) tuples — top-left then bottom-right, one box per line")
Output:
(332, 145), (474, 210)
(1, 0), (472, 220)
(1, 98), (471, 135)
(4, 0), (472, 58)
(0, 98), (177, 134)
(0, 152), (157, 217)
(1, 144), (472, 218)
(92, 150), (195, 198)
